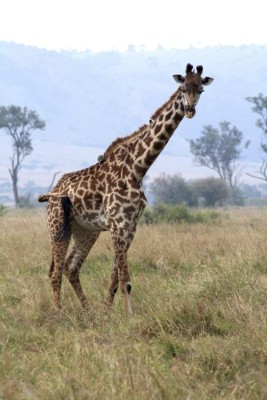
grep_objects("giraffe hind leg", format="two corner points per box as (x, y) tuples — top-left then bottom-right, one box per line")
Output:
(47, 196), (72, 310)
(50, 240), (70, 310)
(63, 221), (100, 311)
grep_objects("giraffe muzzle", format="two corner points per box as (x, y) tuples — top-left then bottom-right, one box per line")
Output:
(185, 106), (196, 119)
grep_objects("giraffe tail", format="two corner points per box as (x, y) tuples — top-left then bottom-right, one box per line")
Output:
(38, 194), (50, 202)
(59, 196), (73, 240)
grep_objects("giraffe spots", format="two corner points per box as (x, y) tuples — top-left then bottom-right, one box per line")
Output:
(136, 143), (146, 158)
(75, 200), (83, 214)
(158, 133), (168, 141)
(83, 195), (94, 209)
(117, 150), (127, 163)
(105, 173), (112, 184)
(109, 153), (115, 162)
(165, 111), (173, 121)
(118, 180), (128, 191)
(145, 151), (158, 166)
(174, 113), (183, 124)
(165, 123), (174, 134)
(86, 212), (100, 222)
(124, 205), (136, 214)
(135, 164), (147, 176)
(114, 193), (128, 203)
(77, 189), (85, 197)
(79, 181), (88, 190)
(153, 141), (164, 151)
(115, 215), (124, 224)
(144, 135), (153, 147)
(97, 172), (106, 181)
(121, 165), (130, 178)
(130, 190), (140, 200)
(99, 164), (108, 173)
(125, 153), (134, 169)
(155, 123), (163, 134)
(92, 199), (102, 210)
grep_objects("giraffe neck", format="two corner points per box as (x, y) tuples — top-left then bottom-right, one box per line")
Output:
(131, 88), (184, 181)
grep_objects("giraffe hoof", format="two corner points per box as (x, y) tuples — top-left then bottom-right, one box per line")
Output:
(126, 283), (132, 294)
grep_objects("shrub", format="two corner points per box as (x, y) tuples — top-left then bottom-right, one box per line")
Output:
(141, 204), (221, 225)
(0, 203), (7, 216)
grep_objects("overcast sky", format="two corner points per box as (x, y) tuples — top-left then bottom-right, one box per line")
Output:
(0, 0), (266, 52)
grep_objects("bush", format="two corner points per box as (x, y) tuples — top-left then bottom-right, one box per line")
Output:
(190, 177), (229, 207)
(0, 203), (6, 216)
(149, 173), (195, 206)
(141, 204), (221, 225)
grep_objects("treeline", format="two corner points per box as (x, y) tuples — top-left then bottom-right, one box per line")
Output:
(148, 174), (267, 207)
(149, 174), (243, 207)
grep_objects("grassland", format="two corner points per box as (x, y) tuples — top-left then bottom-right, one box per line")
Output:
(1, 207), (267, 399)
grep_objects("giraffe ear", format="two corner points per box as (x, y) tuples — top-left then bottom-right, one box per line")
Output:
(202, 77), (214, 86)
(173, 74), (185, 84)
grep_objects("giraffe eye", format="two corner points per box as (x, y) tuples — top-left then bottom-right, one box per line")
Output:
(198, 88), (204, 94)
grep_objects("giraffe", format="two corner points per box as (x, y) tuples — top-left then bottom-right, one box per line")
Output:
(38, 63), (213, 316)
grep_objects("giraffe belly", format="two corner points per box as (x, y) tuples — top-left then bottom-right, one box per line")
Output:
(74, 210), (109, 232)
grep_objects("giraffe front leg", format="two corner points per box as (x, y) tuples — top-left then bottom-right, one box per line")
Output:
(111, 232), (133, 317)
(107, 260), (119, 306)
(108, 224), (137, 313)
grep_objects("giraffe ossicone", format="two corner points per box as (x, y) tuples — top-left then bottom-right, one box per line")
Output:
(38, 63), (213, 316)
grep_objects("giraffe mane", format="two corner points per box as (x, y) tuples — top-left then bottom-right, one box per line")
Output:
(101, 124), (148, 159)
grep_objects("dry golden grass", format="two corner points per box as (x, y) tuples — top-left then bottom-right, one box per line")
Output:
(1, 207), (267, 399)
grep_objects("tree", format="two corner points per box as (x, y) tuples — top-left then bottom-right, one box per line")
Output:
(190, 177), (229, 207)
(149, 173), (194, 206)
(189, 121), (250, 189)
(0, 105), (45, 205)
(246, 93), (267, 181)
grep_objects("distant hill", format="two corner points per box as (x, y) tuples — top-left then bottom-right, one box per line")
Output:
(0, 42), (267, 203)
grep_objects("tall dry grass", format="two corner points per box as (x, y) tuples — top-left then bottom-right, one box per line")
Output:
(1, 207), (267, 399)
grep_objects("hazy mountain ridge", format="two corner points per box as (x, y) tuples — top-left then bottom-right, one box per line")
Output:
(0, 42), (267, 203)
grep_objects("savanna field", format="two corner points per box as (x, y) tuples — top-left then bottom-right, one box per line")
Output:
(1, 207), (267, 399)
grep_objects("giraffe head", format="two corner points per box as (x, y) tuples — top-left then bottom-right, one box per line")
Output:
(173, 63), (213, 118)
